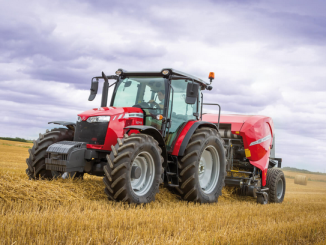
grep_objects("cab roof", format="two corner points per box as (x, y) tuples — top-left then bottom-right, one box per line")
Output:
(117, 68), (209, 86)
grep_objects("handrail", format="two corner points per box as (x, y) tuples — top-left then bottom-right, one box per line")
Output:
(164, 84), (174, 138)
(202, 103), (221, 130)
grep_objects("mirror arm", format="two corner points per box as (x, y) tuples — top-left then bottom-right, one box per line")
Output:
(101, 71), (109, 107)
(109, 81), (118, 88)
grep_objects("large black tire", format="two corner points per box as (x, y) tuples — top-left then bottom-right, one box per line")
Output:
(25, 128), (75, 179)
(266, 168), (286, 203)
(176, 127), (227, 203)
(103, 133), (163, 203)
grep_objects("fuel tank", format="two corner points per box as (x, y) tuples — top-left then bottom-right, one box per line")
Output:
(76, 107), (144, 151)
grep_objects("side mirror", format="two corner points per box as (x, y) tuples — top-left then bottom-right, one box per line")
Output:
(186, 82), (199, 104)
(88, 78), (99, 101)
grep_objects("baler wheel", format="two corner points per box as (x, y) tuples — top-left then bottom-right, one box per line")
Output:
(266, 168), (286, 203)
(177, 127), (227, 203)
(25, 128), (74, 179)
(103, 133), (163, 204)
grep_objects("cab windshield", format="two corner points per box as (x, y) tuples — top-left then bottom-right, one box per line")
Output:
(112, 77), (166, 109)
(112, 76), (166, 130)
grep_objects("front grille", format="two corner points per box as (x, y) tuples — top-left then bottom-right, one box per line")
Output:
(74, 121), (109, 145)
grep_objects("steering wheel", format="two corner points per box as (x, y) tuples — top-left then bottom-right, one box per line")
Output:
(132, 102), (150, 109)
(148, 101), (161, 109)
(133, 101), (160, 109)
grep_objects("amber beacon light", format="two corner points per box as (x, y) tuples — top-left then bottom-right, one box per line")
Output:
(209, 72), (215, 83)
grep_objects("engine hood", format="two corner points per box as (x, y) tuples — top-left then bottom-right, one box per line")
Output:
(77, 107), (143, 121)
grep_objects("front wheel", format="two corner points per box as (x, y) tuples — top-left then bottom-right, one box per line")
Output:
(177, 127), (227, 203)
(26, 128), (74, 179)
(103, 133), (163, 203)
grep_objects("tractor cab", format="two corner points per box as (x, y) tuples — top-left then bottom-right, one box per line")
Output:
(104, 69), (206, 151)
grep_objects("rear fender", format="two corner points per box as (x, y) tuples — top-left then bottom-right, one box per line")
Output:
(125, 125), (167, 167)
(172, 121), (218, 157)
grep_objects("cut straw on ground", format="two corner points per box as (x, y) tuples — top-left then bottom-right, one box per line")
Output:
(1, 139), (326, 244)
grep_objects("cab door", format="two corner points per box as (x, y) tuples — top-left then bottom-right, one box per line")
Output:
(165, 80), (200, 152)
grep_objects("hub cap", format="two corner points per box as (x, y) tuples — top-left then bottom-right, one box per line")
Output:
(277, 178), (284, 199)
(130, 151), (155, 196)
(198, 146), (220, 194)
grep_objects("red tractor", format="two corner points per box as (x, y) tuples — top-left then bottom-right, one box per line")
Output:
(26, 69), (285, 204)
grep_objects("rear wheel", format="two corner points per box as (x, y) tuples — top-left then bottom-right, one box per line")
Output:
(177, 127), (227, 203)
(266, 168), (286, 203)
(103, 133), (163, 203)
(25, 128), (76, 179)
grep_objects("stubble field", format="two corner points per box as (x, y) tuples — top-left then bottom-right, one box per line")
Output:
(0, 139), (326, 244)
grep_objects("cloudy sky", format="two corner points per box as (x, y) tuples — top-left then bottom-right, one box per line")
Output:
(1, 0), (325, 172)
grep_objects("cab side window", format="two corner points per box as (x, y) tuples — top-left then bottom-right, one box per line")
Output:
(165, 80), (199, 151)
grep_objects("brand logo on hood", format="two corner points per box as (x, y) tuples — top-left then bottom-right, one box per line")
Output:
(82, 116), (87, 121)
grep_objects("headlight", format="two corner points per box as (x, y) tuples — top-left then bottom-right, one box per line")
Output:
(87, 116), (111, 123)
(77, 116), (82, 122)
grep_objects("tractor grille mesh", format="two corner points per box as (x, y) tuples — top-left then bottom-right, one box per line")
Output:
(74, 121), (108, 145)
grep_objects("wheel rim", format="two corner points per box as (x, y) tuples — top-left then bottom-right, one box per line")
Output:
(276, 178), (284, 199)
(130, 151), (155, 196)
(198, 145), (220, 194)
